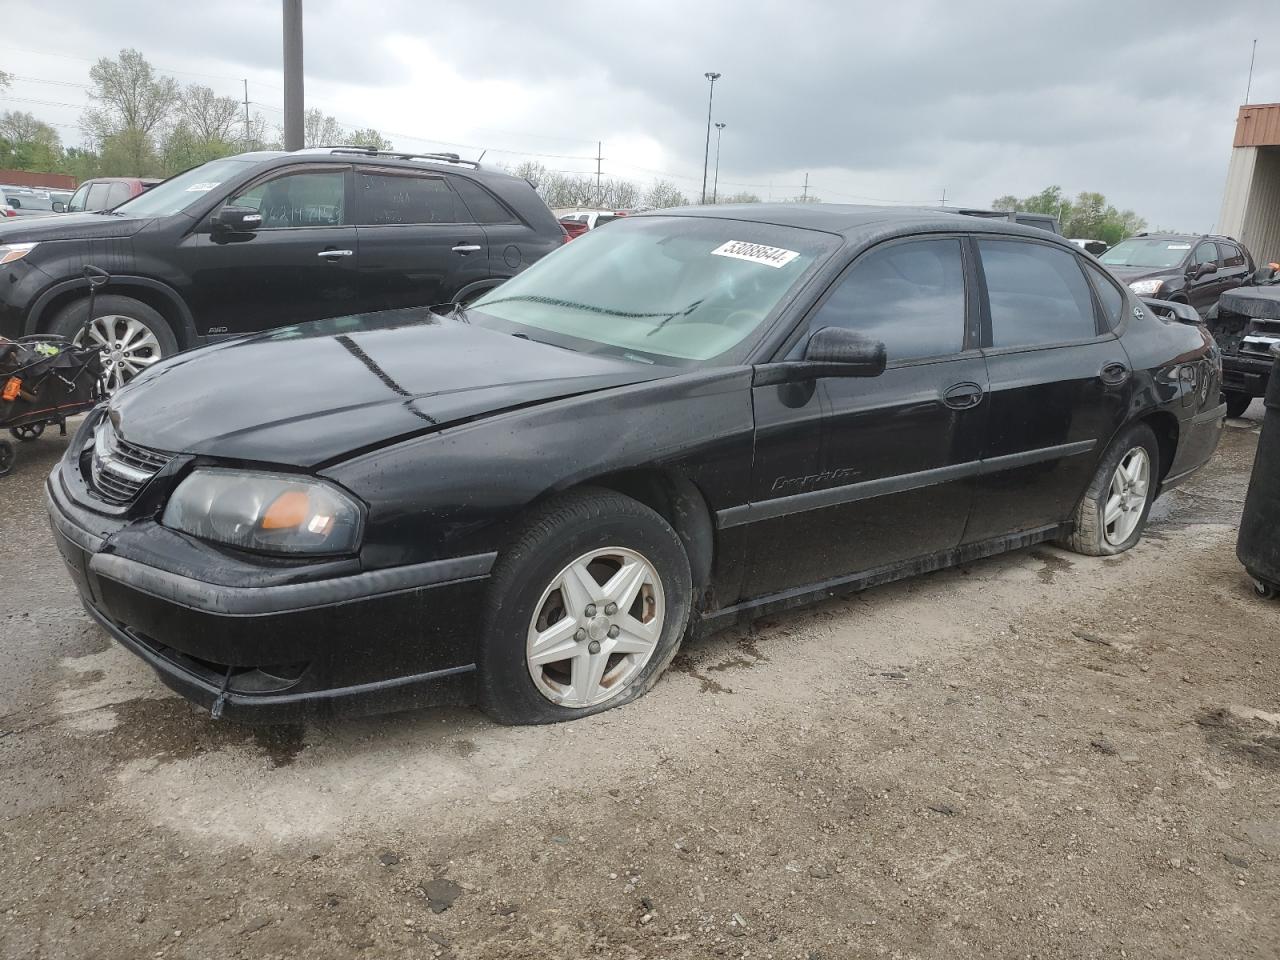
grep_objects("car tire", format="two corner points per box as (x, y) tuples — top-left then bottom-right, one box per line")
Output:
(1062, 422), (1160, 557)
(477, 487), (693, 725)
(1224, 391), (1253, 419)
(48, 294), (178, 393)
(0, 439), (13, 476)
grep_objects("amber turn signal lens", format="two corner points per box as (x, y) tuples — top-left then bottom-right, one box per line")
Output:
(2, 377), (21, 402)
(261, 490), (311, 530)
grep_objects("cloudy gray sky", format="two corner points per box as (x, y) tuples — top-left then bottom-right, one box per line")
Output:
(4, 0), (1277, 229)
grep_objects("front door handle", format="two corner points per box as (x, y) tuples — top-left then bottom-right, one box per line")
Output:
(942, 381), (985, 410)
(317, 248), (354, 257)
(1100, 362), (1130, 386)
(452, 244), (483, 254)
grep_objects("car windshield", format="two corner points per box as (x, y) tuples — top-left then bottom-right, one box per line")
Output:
(1100, 238), (1192, 269)
(467, 216), (838, 365)
(111, 158), (258, 218)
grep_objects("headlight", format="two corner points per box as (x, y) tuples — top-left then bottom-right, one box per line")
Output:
(1127, 278), (1163, 296)
(0, 242), (37, 265)
(162, 469), (363, 556)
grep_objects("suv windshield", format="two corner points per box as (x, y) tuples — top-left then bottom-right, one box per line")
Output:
(468, 216), (837, 365)
(1100, 238), (1193, 269)
(112, 158), (258, 218)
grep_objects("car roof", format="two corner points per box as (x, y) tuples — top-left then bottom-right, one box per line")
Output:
(635, 203), (1071, 244)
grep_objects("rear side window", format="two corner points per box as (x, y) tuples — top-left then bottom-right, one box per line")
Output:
(1218, 242), (1245, 267)
(451, 178), (517, 224)
(86, 182), (111, 211)
(356, 172), (473, 225)
(978, 239), (1098, 348)
(809, 238), (967, 362)
(105, 182), (131, 209)
(1084, 261), (1125, 330)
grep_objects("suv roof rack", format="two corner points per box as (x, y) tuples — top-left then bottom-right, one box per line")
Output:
(310, 146), (482, 169)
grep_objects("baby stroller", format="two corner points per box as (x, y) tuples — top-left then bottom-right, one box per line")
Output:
(0, 267), (109, 477)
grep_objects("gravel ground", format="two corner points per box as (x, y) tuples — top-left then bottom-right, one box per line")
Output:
(1, 407), (1277, 960)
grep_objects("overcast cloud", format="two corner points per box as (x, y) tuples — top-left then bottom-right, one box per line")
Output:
(4, 0), (1278, 229)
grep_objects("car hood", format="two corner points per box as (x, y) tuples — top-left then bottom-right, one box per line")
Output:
(1104, 265), (1176, 284)
(0, 211), (152, 242)
(109, 309), (672, 466)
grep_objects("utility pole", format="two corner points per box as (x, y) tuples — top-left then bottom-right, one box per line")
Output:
(801, 173), (809, 203)
(700, 71), (721, 204)
(282, 0), (305, 150)
(940, 186), (947, 207)
(242, 79), (251, 147)
(712, 122), (725, 204)
(596, 141), (603, 207)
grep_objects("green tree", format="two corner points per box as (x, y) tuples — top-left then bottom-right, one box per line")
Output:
(347, 128), (393, 150)
(0, 111), (63, 170)
(990, 185), (1145, 244)
(719, 191), (760, 204)
(643, 179), (687, 209)
(82, 49), (179, 174)
(59, 146), (102, 181)
(300, 109), (344, 148)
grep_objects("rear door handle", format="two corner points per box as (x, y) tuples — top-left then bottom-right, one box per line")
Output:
(317, 248), (353, 257)
(452, 244), (483, 254)
(1100, 362), (1130, 386)
(942, 381), (985, 410)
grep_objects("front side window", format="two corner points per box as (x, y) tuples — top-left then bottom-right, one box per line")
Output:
(105, 182), (131, 209)
(1193, 241), (1219, 267)
(356, 172), (471, 225)
(807, 238), (967, 362)
(1084, 261), (1125, 330)
(978, 239), (1098, 348)
(85, 183), (110, 211)
(469, 216), (838, 365)
(232, 170), (346, 227)
(66, 184), (90, 212)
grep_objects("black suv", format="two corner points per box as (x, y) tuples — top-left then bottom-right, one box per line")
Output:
(0, 148), (565, 389)
(1098, 233), (1256, 317)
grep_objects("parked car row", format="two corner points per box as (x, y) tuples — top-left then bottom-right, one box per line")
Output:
(0, 148), (568, 389)
(43, 203), (1226, 725)
(1, 185), (73, 218)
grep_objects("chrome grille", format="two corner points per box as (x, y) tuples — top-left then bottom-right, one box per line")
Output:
(1241, 320), (1280, 360)
(88, 418), (173, 504)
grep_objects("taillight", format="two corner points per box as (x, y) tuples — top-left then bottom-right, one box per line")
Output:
(560, 227), (571, 244)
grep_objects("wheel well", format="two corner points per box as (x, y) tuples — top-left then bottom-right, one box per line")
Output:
(583, 469), (715, 592)
(38, 283), (190, 349)
(1139, 410), (1179, 483)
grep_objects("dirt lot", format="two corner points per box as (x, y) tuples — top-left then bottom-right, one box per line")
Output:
(1, 410), (1278, 960)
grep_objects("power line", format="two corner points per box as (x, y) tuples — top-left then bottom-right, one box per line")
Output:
(8, 46), (286, 90)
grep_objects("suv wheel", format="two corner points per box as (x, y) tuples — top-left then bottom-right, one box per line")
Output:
(49, 295), (178, 393)
(477, 488), (692, 725)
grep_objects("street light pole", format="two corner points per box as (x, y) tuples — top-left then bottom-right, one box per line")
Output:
(700, 71), (721, 204)
(712, 122), (726, 204)
(282, 0), (304, 150)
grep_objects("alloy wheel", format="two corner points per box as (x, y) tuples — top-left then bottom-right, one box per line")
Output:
(526, 546), (665, 709)
(75, 314), (164, 392)
(1103, 446), (1151, 546)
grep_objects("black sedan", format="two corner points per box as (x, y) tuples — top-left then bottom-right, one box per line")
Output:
(46, 206), (1226, 724)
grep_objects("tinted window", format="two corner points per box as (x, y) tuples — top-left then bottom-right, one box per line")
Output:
(810, 239), (967, 361)
(232, 170), (346, 227)
(979, 240), (1097, 348)
(356, 172), (472, 225)
(1084, 261), (1125, 330)
(1193, 241), (1219, 266)
(86, 183), (111, 211)
(1218, 242), (1245, 267)
(105, 182), (131, 209)
(451, 178), (516, 224)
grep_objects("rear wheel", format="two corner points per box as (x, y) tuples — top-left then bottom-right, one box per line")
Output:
(477, 488), (692, 725)
(48, 294), (177, 393)
(1224, 391), (1253, 419)
(10, 423), (44, 441)
(1062, 423), (1160, 557)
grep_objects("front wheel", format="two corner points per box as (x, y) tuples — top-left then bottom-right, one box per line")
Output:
(1224, 391), (1253, 419)
(48, 294), (178, 393)
(477, 488), (692, 725)
(1062, 423), (1160, 557)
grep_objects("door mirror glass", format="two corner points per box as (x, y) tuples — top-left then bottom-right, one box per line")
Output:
(51, 200), (66, 213)
(212, 205), (264, 233)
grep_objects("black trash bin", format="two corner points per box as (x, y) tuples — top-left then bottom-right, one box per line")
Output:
(1237, 342), (1280, 599)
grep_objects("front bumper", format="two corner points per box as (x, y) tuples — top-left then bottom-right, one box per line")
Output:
(1222, 354), (1273, 398)
(47, 473), (493, 723)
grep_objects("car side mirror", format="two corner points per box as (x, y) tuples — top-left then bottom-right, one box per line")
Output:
(1192, 261), (1217, 279)
(212, 205), (263, 233)
(52, 201), (66, 213)
(753, 327), (887, 386)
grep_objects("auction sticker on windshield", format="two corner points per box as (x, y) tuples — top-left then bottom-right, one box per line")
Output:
(711, 240), (800, 268)
(184, 182), (221, 193)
